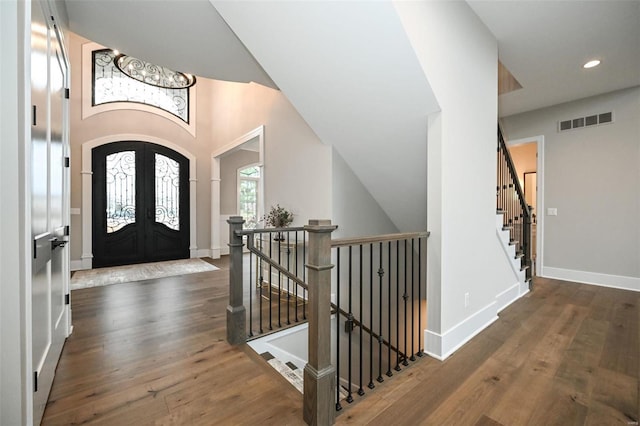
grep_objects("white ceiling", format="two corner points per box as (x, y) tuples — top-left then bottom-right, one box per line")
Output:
(63, 1), (640, 118)
(469, 0), (640, 117)
(63, 0), (276, 89)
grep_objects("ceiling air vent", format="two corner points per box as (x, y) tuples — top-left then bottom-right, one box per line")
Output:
(558, 111), (613, 132)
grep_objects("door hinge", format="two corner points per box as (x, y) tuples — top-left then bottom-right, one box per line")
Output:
(32, 105), (37, 126)
(65, 294), (70, 305)
(33, 371), (38, 392)
(64, 225), (70, 236)
(64, 156), (70, 168)
(64, 88), (70, 99)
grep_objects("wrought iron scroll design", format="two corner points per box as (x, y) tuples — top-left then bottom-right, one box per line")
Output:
(154, 153), (180, 231)
(92, 49), (190, 123)
(106, 151), (136, 233)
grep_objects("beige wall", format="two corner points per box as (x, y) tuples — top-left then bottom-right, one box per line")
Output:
(209, 80), (332, 227)
(68, 32), (331, 265)
(68, 32), (215, 261)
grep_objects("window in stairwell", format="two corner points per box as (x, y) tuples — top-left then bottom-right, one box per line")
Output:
(92, 48), (195, 123)
(238, 165), (261, 229)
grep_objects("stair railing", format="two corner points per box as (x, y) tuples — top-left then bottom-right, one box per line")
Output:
(330, 232), (428, 412)
(227, 217), (428, 425)
(227, 216), (310, 343)
(497, 127), (533, 282)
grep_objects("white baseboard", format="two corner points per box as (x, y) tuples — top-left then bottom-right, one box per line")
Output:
(191, 249), (212, 258)
(425, 301), (498, 361)
(70, 260), (84, 271)
(542, 266), (640, 292)
(496, 282), (521, 313)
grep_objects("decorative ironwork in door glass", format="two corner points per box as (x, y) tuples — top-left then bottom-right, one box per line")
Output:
(155, 153), (180, 231)
(106, 151), (136, 233)
(238, 165), (260, 229)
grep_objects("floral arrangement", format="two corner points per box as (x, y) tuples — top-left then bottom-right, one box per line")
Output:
(264, 204), (294, 228)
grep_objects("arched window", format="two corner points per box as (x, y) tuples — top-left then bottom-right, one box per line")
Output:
(92, 49), (194, 123)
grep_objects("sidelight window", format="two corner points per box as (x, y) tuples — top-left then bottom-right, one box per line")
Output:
(238, 165), (260, 229)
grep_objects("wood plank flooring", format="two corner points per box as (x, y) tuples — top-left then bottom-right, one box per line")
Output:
(43, 261), (639, 425)
(42, 257), (305, 425)
(336, 277), (639, 425)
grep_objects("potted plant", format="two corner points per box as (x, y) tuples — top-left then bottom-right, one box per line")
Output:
(264, 204), (294, 241)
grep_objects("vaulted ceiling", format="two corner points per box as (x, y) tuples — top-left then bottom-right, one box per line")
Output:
(63, 0), (640, 117)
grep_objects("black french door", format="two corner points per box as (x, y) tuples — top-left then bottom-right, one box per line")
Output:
(92, 141), (189, 268)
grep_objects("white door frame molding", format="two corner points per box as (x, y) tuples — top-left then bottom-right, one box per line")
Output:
(80, 134), (198, 270)
(211, 125), (265, 258)
(506, 135), (545, 277)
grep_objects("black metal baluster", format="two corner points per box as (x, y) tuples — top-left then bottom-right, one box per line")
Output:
(418, 237), (423, 356)
(403, 239), (408, 366)
(336, 247), (342, 411)
(249, 239), (253, 338)
(303, 231), (307, 320)
(377, 241), (384, 382)
(368, 244), (374, 390)
(387, 241), (392, 377)
(269, 232), (273, 330)
(286, 231), (291, 325)
(395, 240), (400, 372)
(259, 235), (264, 334)
(410, 238), (415, 361)
(358, 244), (364, 396)
(278, 236), (282, 328)
(295, 231), (299, 322)
(347, 246), (353, 403)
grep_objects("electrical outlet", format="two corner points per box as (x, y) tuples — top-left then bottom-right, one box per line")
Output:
(464, 292), (470, 308)
(547, 208), (558, 216)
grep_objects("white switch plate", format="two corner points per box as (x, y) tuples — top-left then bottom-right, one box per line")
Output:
(547, 208), (557, 216)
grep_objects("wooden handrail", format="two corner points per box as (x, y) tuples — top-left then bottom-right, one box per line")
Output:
(331, 231), (429, 248)
(245, 234), (309, 290)
(498, 126), (531, 218)
(235, 226), (306, 236)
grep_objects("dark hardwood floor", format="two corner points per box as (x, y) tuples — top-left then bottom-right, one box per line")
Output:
(43, 260), (638, 425)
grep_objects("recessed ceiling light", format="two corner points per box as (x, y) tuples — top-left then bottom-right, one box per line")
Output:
(583, 59), (601, 69)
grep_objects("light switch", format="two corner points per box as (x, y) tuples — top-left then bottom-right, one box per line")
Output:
(547, 208), (557, 216)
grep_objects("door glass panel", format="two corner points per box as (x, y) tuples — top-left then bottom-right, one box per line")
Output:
(106, 151), (136, 233)
(155, 153), (180, 230)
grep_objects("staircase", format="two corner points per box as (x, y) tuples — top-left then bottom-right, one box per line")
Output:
(496, 210), (531, 296)
(496, 126), (533, 293)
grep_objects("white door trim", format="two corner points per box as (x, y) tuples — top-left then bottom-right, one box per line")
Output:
(211, 125), (265, 258)
(80, 134), (198, 270)
(507, 135), (545, 277)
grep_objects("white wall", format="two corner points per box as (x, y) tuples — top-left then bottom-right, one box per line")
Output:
(331, 148), (399, 238)
(502, 86), (640, 291)
(212, 0), (438, 234)
(396, 1), (517, 359)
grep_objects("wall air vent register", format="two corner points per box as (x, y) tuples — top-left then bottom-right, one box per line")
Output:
(558, 112), (613, 132)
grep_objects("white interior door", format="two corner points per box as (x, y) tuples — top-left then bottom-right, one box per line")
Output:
(31, 2), (70, 423)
